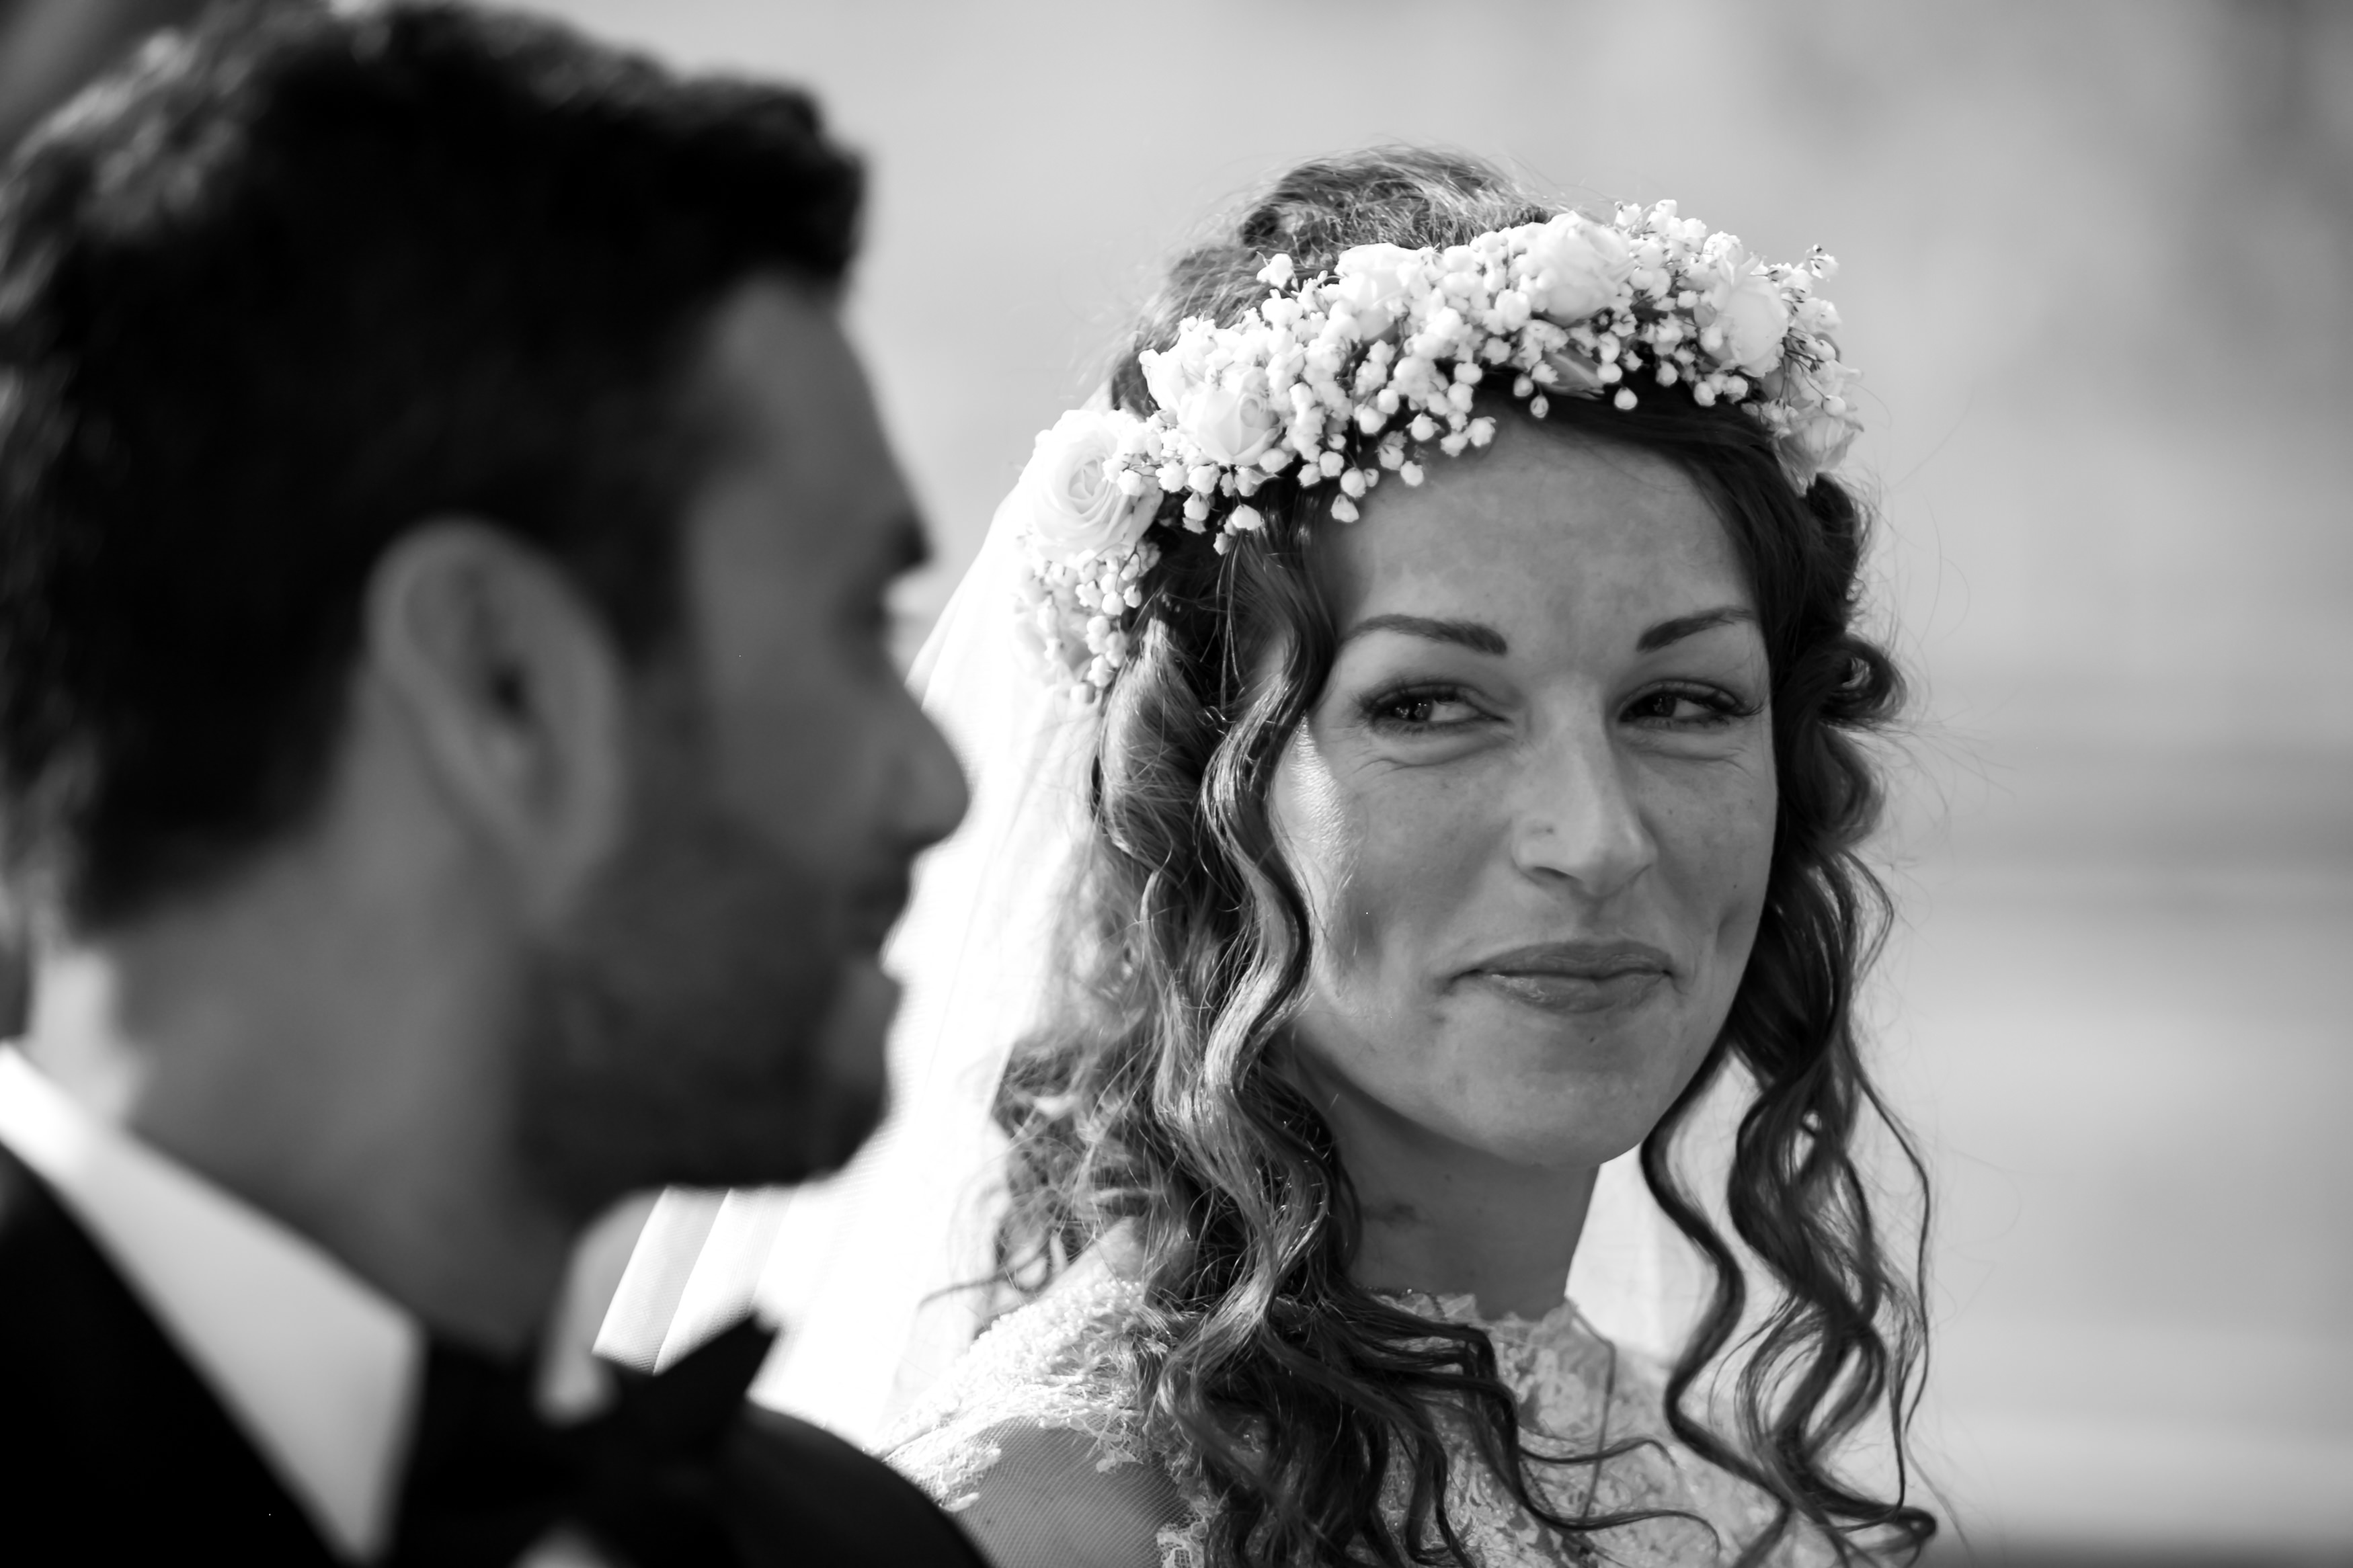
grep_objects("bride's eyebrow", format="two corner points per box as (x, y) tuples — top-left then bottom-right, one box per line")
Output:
(1340, 613), (1507, 655)
(1636, 606), (1755, 653)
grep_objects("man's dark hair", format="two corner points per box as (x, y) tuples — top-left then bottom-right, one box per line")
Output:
(0, 0), (863, 930)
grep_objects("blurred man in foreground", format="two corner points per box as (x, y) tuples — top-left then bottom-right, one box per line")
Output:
(0, 4), (975, 1563)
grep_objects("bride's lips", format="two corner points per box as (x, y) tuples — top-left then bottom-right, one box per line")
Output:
(1459, 940), (1674, 1015)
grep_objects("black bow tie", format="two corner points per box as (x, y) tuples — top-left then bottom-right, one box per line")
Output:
(391, 1315), (776, 1568)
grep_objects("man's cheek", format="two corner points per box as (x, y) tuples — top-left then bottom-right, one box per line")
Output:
(711, 699), (852, 852)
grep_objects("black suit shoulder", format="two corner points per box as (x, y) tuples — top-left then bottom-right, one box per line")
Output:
(0, 1144), (342, 1565)
(725, 1403), (991, 1568)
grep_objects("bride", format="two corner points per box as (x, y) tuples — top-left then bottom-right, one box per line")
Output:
(666, 147), (1936, 1566)
(867, 149), (1935, 1567)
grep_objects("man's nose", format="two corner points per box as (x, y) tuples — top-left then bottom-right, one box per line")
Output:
(1509, 714), (1655, 901)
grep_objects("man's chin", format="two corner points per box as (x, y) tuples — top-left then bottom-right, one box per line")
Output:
(520, 1057), (888, 1214)
(794, 1076), (889, 1184)
(517, 951), (904, 1210)
(768, 956), (898, 1181)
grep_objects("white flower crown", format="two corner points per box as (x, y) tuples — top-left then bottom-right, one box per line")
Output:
(1012, 200), (1861, 702)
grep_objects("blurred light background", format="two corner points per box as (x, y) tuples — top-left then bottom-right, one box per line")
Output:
(11, 1), (2350, 1563)
(541, 2), (2353, 1562)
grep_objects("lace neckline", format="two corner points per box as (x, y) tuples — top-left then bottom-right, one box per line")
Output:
(1375, 1286), (1597, 1342)
(887, 1263), (1828, 1567)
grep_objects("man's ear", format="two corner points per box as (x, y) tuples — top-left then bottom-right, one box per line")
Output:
(362, 522), (633, 920)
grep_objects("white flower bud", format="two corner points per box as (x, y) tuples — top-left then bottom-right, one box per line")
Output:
(1511, 374), (1535, 399)
(1529, 394), (1550, 418)
(1468, 417), (1497, 448)
(1183, 494), (1211, 522)
(1330, 495), (1359, 523)
(1187, 464), (1220, 494)
(1408, 413), (1438, 442)
(1228, 503), (1266, 533)
(1318, 450), (1345, 477)
(1439, 432), (1468, 458)
(1613, 388), (1638, 410)
(1339, 468), (1367, 499)
(1400, 462), (1425, 486)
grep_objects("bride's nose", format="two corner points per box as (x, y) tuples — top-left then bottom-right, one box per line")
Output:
(1508, 710), (1656, 901)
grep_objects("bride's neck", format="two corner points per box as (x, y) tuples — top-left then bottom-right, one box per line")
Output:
(1344, 1142), (1595, 1320)
(1283, 1044), (1597, 1318)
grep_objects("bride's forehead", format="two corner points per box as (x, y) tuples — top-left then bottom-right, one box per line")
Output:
(1315, 426), (1745, 618)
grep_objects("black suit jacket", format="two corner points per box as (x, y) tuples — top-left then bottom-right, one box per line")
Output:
(0, 1145), (988, 1567)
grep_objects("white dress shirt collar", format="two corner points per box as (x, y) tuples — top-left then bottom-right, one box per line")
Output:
(0, 1044), (423, 1561)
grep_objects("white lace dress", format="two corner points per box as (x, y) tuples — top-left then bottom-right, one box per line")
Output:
(884, 1266), (1838, 1568)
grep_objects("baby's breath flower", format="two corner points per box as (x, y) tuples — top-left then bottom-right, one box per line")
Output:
(1014, 202), (1863, 701)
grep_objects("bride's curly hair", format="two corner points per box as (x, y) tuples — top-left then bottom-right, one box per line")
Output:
(992, 148), (1936, 1567)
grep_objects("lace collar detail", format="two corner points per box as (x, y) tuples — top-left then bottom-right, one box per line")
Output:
(1376, 1285), (1597, 1340)
(887, 1269), (1831, 1568)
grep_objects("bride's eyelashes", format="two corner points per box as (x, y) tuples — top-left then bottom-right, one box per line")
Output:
(1620, 680), (1762, 730)
(1357, 681), (1494, 733)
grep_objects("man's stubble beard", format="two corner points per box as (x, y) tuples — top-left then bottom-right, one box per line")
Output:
(510, 733), (893, 1220)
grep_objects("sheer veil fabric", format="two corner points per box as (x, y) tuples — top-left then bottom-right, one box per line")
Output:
(598, 468), (1691, 1449)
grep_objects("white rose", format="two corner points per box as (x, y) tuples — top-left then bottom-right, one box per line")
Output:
(1707, 268), (1792, 375)
(1019, 409), (1158, 559)
(1175, 374), (1280, 467)
(1332, 243), (1422, 337)
(1523, 212), (1630, 323)
(1784, 408), (1858, 483)
(1138, 345), (1195, 415)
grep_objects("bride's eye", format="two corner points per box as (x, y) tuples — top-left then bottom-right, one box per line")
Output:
(1622, 684), (1757, 727)
(1361, 684), (1485, 731)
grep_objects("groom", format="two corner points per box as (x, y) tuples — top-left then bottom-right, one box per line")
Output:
(0, 3), (977, 1565)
